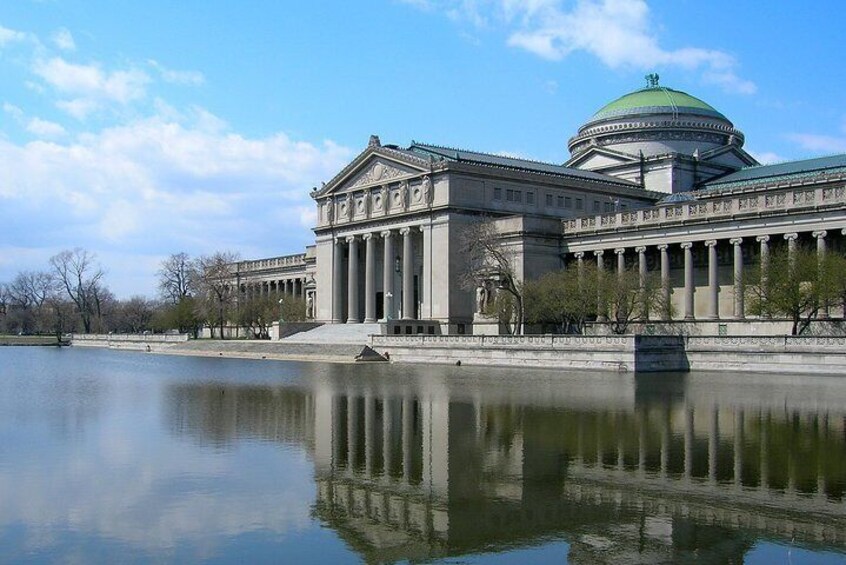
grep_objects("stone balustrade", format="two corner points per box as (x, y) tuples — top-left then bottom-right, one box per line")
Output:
(563, 185), (846, 235)
(237, 253), (307, 273)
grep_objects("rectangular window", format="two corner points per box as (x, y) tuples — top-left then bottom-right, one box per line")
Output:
(557, 195), (564, 207)
(564, 196), (572, 209)
(506, 189), (514, 202)
(545, 194), (553, 206)
(494, 187), (502, 200)
(604, 202), (612, 212)
(576, 198), (583, 210)
(527, 191), (535, 205)
(514, 190), (522, 203)
(593, 201), (601, 212)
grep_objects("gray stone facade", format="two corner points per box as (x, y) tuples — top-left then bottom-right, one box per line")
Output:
(234, 80), (846, 334)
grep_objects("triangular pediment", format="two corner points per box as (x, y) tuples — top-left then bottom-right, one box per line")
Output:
(566, 146), (639, 169)
(316, 146), (430, 197)
(566, 146), (639, 170)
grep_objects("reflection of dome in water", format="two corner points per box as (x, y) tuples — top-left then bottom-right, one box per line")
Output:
(568, 75), (744, 161)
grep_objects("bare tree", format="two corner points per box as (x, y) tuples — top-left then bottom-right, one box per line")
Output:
(195, 251), (239, 339)
(460, 219), (524, 335)
(49, 248), (106, 333)
(158, 252), (197, 304)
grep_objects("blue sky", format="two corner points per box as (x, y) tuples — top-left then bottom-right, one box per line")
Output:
(1, 0), (844, 298)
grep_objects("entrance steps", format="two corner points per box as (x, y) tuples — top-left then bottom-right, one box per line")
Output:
(281, 322), (382, 345)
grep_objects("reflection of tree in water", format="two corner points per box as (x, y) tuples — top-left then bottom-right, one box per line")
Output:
(164, 383), (312, 450)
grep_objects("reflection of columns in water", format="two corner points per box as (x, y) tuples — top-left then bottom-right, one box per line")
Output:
(347, 395), (359, 472)
(402, 397), (413, 483)
(616, 414), (625, 471)
(575, 413), (584, 466)
(709, 406), (719, 483)
(734, 409), (744, 487)
(364, 394), (374, 476)
(684, 405), (694, 481)
(760, 409), (769, 490)
(660, 408), (670, 478)
(637, 411), (646, 476)
(383, 396), (393, 479)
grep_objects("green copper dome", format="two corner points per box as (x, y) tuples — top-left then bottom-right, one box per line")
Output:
(591, 85), (727, 122)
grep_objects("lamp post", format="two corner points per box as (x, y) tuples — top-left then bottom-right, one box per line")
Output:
(278, 298), (285, 324)
(385, 292), (393, 321)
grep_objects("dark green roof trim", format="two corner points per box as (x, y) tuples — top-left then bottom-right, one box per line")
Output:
(702, 154), (846, 190)
(405, 142), (638, 187)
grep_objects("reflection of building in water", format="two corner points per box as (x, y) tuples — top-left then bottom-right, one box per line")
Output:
(165, 369), (846, 562)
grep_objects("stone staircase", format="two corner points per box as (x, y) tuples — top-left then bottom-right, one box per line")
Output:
(281, 323), (382, 345)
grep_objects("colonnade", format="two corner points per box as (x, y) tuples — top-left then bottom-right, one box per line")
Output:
(332, 225), (429, 323)
(570, 229), (838, 320)
(240, 276), (307, 301)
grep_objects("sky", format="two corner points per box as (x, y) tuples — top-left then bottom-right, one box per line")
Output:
(1, 0), (844, 298)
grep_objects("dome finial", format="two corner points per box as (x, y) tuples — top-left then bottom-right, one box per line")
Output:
(645, 73), (660, 88)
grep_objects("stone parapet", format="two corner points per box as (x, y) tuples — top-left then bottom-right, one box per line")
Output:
(563, 185), (846, 236)
(236, 253), (307, 273)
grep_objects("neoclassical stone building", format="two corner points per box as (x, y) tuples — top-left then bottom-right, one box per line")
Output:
(235, 77), (846, 333)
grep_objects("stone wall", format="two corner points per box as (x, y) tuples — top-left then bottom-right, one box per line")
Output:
(71, 333), (188, 352)
(370, 334), (846, 375)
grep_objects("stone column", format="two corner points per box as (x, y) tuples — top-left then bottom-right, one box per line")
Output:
(681, 242), (694, 320)
(658, 244), (670, 320)
(382, 230), (394, 321)
(814, 231), (829, 318)
(705, 240), (719, 320)
(574, 251), (585, 282)
(364, 234), (376, 323)
(595, 250), (606, 321)
(784, 232), (799, 267)
(731, 238), (745, 319)
(332, 238), (344, 323)
(401, 227), (414, 320)
(757, 235), (770, 316)
(636, 246), (648, 320)
(346, 236), (360, 324)
(615, 248), (625, 277)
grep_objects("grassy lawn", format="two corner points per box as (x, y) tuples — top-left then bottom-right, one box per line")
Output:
(0, 335), (62, 346)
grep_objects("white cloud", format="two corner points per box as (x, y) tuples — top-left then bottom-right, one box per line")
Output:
(748, 150), (784, 165)
(787, 118), (846, 155)
(0, 109), (352, 296)
(148, 59), (205, 86)
(0, 24), (26, 46)
(26, 117), (67, 138)
(33, 57), (151, 117)
(52, 28), (76, 51)
(3, 102), (24, 120)
(406, 0), (755, 94)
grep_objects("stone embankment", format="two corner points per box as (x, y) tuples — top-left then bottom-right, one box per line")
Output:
(70, 333), (363, 362)
(371, 334), (846, 375)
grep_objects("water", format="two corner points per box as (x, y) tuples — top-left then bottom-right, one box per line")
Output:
(1, 347), (845, 564)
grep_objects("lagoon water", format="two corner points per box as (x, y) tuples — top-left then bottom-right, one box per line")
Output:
(1, 347), (845, 564)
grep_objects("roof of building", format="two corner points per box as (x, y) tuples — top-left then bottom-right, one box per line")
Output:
(591, 86), (728, 122)
(404, 142), (639, 186)
(702, 153), (846, 189)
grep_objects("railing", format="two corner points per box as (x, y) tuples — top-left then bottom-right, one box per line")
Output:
(563, 185), (846, 235)
(237, 254), (307, 273)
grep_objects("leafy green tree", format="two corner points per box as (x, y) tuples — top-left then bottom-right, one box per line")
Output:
(746, 247), (846, 335)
